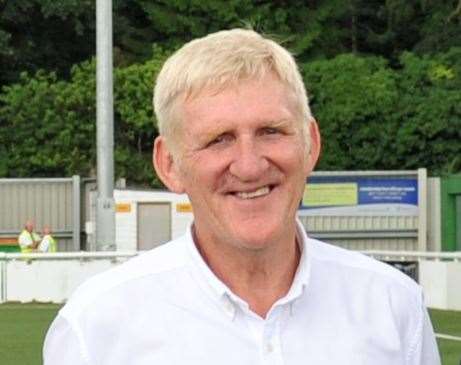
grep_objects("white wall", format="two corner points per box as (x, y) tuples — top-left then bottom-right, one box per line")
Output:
(3, 257), (130, 303)
(2, 256), (461, 311)
(419, 260), (461, 311)
(114, 190), (193, 251)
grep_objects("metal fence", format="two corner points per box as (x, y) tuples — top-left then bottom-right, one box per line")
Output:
(299, 169), (427, 251)
(0, 177), (81, 251)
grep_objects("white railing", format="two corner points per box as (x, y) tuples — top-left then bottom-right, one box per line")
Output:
(2, 250), (459, 262)
(362, 250), (461, 262)
(0, 251), (138, 261)
(1, 250), (460, 310)
(0, 251), (138, 304)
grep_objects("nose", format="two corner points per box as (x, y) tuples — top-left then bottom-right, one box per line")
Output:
(229, 137), (269, 181)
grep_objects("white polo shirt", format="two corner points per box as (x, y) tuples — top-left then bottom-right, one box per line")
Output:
(43, 221), (440, 365)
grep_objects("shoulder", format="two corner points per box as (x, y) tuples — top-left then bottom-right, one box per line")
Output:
(306, 239), (434, 361)
(60, 234), (191, 320)
(18, 230), (28, 238)
(308, 237), (421, 295)
(307, 238), (424, 328)
(18, 230), (31, 243)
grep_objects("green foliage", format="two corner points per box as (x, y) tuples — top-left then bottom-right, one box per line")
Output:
(0, 68), (95, 177)
(0, 0), (95, 85)
(390, 48), (461, 173)
(302, 54), (399, 170)
(302, 49), (461, 174)
(113, 47), (168, 186)
(0, 50), (168, 186)
(2, 0), (461, 88)
(2, 47), (460, 185)
(1, 1), (461, 183)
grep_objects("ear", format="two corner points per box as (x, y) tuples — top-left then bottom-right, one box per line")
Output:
(153, 136), (186, 193)
(304, 118), (321, 175)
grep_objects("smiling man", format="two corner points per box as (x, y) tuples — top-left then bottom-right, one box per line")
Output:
(44, 29), (440, 365)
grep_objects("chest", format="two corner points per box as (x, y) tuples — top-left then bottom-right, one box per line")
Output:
(88, 305), (404, 365)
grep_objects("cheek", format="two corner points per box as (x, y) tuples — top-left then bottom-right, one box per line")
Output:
(280, 142), (308, 172)
(179, 154), (227, 191)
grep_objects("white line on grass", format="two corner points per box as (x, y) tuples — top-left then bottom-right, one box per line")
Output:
(436, 333), (461, 342)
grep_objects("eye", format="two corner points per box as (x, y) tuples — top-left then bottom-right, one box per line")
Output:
(206, 133), (232, 147)
(261, 127), (279, 135)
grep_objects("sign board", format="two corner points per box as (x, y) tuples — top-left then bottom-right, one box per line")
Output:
(176, 203), (193, 213)
(300, 177), (418, 216)
(115, 203), (132, 213)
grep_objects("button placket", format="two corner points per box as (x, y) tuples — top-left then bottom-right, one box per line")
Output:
(261, 309), (284, 364)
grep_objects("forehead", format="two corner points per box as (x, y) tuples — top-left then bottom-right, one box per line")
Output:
(180, 74), (300, 131)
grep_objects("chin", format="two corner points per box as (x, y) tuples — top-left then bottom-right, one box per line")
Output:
(229, 221), (284, 250)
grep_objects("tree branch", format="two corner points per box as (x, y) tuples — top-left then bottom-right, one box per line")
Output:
(447, 0), (461, 23)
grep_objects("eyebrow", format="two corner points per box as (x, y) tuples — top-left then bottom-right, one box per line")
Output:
(208, 119), (293, 133)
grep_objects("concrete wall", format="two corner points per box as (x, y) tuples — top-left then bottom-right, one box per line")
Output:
(1, 256), (132, 303)
(419, 260), (461, 310)
(2, 255), (461, 311)
(0, 177), (82, 251)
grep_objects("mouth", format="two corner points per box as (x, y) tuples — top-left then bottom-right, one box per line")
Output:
(231, 185), (274, 200)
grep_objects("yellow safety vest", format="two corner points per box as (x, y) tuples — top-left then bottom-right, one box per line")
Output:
(42, 235), (57, 253)
(18, 230), (40, 254)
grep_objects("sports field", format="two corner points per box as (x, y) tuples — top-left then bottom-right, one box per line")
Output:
(0, 304), (459, 365)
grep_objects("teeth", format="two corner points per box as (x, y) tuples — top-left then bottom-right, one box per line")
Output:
(235, 186), (270, 199)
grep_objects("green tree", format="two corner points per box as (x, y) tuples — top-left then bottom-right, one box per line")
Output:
(302, 48), (461, 174)
(389, 48), (461, 173)
(0, 49), (168, 186)
(0, 0), (95, 85)
(302, 54), (399, 170)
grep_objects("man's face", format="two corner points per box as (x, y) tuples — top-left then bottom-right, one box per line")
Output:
(26, 222), (34, 232)
(158, 73), (319, 251)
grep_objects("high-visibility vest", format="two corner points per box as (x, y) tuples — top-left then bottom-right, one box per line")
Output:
(49, 236), (57, 253)
(41, 235), (57, 253)
(18, 230), (40, 253)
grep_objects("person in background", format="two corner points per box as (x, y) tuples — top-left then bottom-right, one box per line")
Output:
(18, 219), (41, 253)
(38, 225), (57, 253)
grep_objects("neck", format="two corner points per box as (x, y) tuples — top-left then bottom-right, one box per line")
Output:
(193, 226), (300, 318)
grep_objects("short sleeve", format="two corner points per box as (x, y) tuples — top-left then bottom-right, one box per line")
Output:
(43, 315), (89, 365)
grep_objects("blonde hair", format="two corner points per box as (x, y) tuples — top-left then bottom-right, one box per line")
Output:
(153, 28), (312, 148)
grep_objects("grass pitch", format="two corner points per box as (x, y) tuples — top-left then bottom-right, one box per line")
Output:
(0, 303), (60, 365)
(0, 304), (459, 365)
(430, 309), (461, 365)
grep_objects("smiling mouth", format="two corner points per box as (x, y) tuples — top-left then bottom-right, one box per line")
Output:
(233, 185), (272, 199)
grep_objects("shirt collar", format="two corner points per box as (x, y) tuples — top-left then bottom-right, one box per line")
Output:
(185, 218), (312, 319)
(185, 226), (233, 316)
(275, 219), (312, 315)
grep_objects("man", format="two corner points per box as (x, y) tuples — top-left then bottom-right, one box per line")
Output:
(18, 220), (41, 253)
(44, 29), (440, 364)
(38, 225), (57, 253)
